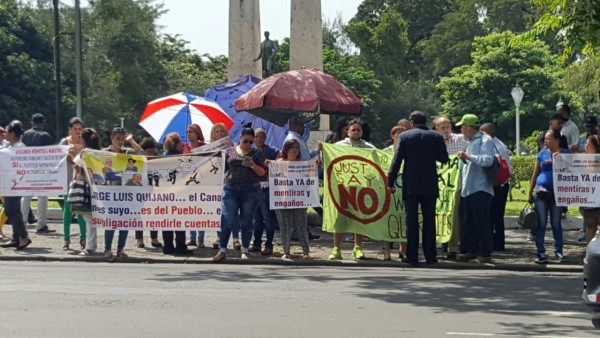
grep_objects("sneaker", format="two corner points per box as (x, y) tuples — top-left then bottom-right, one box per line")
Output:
(556, 253), (565, 263)
(352, 246), (365, 260)
(328, 247), (342, 260)
(536, 255), (548, 264)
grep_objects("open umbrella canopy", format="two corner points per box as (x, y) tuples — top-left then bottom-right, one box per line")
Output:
(234, 68), (363, 126)
(139, 92), (233, 143)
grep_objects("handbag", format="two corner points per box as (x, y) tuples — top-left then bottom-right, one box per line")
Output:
(489, 143), (511, 186)
(518, 203), (538, 230)
(67, 177), (91, 213)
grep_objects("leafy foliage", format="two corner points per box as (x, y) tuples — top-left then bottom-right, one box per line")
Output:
(437, 31), (564, 146)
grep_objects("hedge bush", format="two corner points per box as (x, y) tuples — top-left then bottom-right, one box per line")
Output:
(508, 155), (536, 200)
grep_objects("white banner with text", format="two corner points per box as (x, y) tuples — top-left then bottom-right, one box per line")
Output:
(82, 149), (224, 230)
(268, 160), (320, 209)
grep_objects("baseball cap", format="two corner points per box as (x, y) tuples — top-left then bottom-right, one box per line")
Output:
(584, 115), (598, 127)
(31, 113), (46, 123)
(455, 114), (480, 126)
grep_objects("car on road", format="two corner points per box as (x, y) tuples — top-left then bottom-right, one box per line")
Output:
(583, 235), (600, 328)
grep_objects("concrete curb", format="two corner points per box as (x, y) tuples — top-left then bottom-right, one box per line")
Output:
(0, 254), (583, 273)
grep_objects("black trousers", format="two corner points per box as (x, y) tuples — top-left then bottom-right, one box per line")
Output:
(5, 197), (27, 242)
(404, 195), (437, 264)
(135, 230), (158, 240)
(461, 191), (493, 257)
(162, 231), (186, 253)
(491, 184), (509, 251)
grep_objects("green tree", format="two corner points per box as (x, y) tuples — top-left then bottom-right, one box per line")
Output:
(523, 0), (600, 56)
(557, 58), (600, 115)
(437, 31), (564, 147)
(0, 0), (55, 132)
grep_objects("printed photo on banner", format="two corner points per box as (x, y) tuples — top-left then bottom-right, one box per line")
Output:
(0, 145), (69, 196)
(553, 153), (600, 206)
(321, 143), (459, 243)
(81, 149), (225, 231)
(268, 160), (320, 209)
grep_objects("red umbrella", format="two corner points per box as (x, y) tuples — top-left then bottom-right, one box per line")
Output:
(234, 68), (363, 126)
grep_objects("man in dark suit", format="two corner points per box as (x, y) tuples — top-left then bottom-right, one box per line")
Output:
(387, 111), (449, 266)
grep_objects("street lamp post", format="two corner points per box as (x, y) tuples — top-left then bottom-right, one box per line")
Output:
(511, 84), (524, 155)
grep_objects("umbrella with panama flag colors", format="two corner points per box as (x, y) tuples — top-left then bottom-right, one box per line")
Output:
(139, 92), (234, 143)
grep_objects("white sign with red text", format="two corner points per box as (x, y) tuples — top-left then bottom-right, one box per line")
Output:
(0, 145), (68, 196)
(553, 153), (600, 207)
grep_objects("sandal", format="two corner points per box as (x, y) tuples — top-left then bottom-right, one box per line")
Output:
(212, 252), (226, 262)
(117, 250), (128, 259)
(62, 240), (70, 251)
(80, 240), (86, 250)
(233, 240), (241, 250)
(281, 254), (292, 261)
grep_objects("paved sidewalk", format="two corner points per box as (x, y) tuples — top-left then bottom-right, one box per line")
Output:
(0, 218), (586, 272)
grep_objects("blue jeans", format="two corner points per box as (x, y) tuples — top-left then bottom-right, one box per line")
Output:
(219, 184), (260, 253)
(534, 196), (563, 259)
(252, 188), (276, 248)
(104, 230), (128, 251)
(189, 231), (205, 242)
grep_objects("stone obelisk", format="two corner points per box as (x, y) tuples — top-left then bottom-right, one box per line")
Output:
(227, 0), (261, 80)
(290, 0), (328, 139)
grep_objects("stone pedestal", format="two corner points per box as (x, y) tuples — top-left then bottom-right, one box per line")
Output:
(290, 0), (328, 134)
(227, 0), (262, 80)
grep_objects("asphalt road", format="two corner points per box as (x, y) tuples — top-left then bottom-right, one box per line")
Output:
(0, 262), (597, 338)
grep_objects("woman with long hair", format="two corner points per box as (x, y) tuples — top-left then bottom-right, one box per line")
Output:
(77, 128), (102, 256)
(583, 134), (600, 243)
(184, 124), (207, 248)
(213, 123), (266, 262)
(0, 121), (33, 250)
(325, 117), (348, 144)
(60, 117), (87, 251)
(528, 129), (569, 264)
(162, 132), (193, 256)
(209, 122), (237, 250)
(275, 139), (311, 260)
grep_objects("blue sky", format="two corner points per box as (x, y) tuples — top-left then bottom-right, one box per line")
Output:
(156, 0), (364, 56)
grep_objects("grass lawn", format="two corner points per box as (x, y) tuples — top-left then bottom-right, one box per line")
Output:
(505, 181), (578, 216)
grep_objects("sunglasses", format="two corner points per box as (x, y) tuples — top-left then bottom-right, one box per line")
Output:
(241, 139), (253, 145)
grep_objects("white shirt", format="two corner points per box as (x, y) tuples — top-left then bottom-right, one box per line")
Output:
(561, 119), (580, 147)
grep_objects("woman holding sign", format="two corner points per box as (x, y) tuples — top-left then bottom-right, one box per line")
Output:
(275, 139), (311, 260)
(60, 117), (87, 251)
(0, 121), (32, 250)
(528, 129), (569, 264)
(213, 123), (266, 262)
(209, 122), (238, 250)
(183, 124), (207, 248)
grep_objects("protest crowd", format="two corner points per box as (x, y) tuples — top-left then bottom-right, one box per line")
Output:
(0, 102), (597, 265)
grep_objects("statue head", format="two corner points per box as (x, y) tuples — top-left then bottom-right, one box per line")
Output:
(264, 31), (270, 39)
